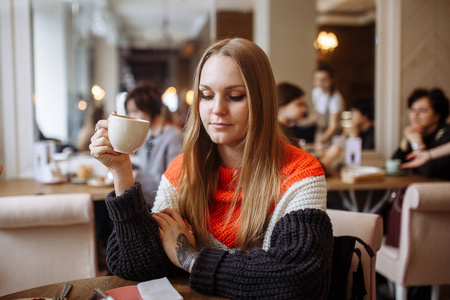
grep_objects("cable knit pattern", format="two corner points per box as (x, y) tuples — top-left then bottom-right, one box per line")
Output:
(106, 143), (332, 299)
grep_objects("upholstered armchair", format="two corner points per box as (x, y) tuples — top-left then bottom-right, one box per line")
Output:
(0, 193), (97, 296)
(376, 182), (450, 300)
(327, 209), (383, 300)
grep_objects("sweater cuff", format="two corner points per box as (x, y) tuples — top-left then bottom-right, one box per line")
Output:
(189, 248), (227, 295)
(105, 183), (147, 222)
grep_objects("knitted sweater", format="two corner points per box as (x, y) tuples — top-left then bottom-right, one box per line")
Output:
(105, 144), (332, 299)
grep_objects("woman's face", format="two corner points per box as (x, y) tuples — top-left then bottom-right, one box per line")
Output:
(126, 99), (152, 122)
(279, 96), (307, 122)
(199, 55), (249, 149)
(314, 70), (332, 93)
(408, 97), (440, 130)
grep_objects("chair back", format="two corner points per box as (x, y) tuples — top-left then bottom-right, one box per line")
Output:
(376, 182), (450, 287)
(327, 209), (383, 300)
(0, 193), (97, 296)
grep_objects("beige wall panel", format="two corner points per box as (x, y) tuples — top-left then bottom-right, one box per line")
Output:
(401, 0), (450, 129)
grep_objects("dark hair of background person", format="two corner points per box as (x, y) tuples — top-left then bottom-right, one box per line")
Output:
(277, 82), (305, 107)
(316, 65), (336, 95)
(125, 81), (163, 120)
(407, 88), (450, 125)
(351, 96), (374, 121)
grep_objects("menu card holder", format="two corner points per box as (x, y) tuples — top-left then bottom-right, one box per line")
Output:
(33, 141), (65, 183)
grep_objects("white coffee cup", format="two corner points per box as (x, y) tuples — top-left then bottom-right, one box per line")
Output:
(385, 159), (401, 174)
(108, 114), (150, 154)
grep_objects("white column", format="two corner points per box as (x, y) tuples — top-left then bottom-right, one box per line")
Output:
(93, 37), (119, 114)
(254, 0), (316, 99)
(375, 0), (402, 158)
(0, 0), (34, 179)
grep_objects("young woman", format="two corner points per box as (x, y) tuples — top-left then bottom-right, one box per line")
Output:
(312, 66), (344, 150)
(124, 81), (183, 206)
(90, 38), (332, 299)
(276, 82), (308, 146)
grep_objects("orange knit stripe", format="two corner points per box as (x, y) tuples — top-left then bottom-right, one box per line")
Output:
(164, 154), (184, 187)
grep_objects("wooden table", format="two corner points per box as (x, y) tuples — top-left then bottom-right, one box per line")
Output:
(326, 172), (445, 191)
(0, 275), (225, 300)
(0, 178), (112, 201)
(326, 172), (446, 212)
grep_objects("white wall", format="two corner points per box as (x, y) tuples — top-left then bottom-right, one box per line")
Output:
(0, 0), (34, 179)
(33, 0), (69, 143)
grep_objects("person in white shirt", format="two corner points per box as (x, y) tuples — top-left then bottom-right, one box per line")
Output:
(312, 65), (344, 150)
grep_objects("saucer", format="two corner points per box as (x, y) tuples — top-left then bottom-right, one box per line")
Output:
(87, 177), (113, 187)
(70, 176), (88, 184)
(386, 170), (406, 176)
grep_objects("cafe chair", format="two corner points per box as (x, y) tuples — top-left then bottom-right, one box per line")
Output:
(0, 193), (97, 296)
(327, 209), (383, 300)
(376, 182), (450, 300)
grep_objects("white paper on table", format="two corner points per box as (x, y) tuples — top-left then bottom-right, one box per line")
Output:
(345, 137), (362, 166)
(137, 277), (183, 300)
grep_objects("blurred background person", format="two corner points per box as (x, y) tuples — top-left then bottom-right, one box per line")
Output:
(346, 96), (375, 149)
(392, 88), (450, 180)
(277, 82), (307, 146)
(125, 81), (183, 207)
(312, 65), (344, 151)
(277, 82), (343, 173)
(77, 102), (105, 152)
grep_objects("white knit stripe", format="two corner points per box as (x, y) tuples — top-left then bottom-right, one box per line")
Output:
(262, 175), (327, 251)
(152, 175), (232, 252)
(152, 175), (178, 213)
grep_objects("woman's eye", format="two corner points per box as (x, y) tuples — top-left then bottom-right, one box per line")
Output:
(201, 93), (214, 100)
(229, 95), (245, 101)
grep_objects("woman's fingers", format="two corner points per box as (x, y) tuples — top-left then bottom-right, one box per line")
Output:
(153, 213), (172, 229)
(153, 210), (195, 244)
(405, 152), (416, 160)
(159, 208), (185, 223)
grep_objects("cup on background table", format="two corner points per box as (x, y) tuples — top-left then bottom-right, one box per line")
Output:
(385, 159), (403, 175)
(108, 114), (150, 154)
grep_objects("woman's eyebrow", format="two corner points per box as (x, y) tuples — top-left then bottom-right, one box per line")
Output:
(199, 84), (245, 90)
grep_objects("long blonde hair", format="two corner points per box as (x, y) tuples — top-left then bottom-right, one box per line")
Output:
(176, 38), (285, 250)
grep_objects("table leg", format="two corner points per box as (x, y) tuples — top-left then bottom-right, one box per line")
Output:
(338, 189), (391, 213)
(368, 189), (392, 214)
(339, 190), (359, 212)
(362, 190), (374, 212)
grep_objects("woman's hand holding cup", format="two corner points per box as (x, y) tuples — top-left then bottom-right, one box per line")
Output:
(89, 118), (130, 172)
(90, 115), (136, 196)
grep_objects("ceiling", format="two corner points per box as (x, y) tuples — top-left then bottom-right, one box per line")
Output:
(103, 0), (375, 49)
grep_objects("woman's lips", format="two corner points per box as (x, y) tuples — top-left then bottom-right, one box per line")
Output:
(210, 122), (231, 129)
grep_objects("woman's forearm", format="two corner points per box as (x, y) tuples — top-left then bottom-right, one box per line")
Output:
(429, 142), (450, 159)
(113, 156), (135, 196)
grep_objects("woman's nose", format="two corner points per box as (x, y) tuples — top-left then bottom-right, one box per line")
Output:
(212, 96), (227, 115)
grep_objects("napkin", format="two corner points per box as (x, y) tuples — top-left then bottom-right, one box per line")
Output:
(137, 277), (183, 300)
